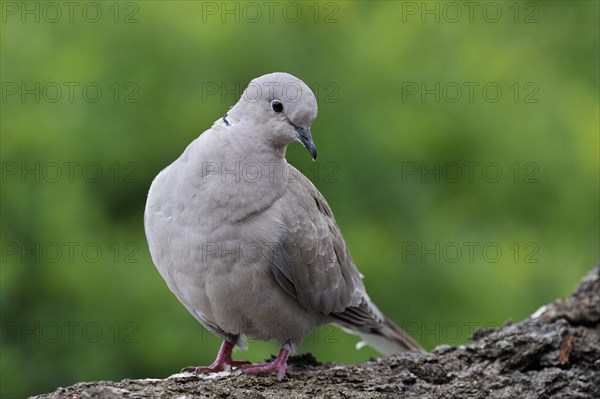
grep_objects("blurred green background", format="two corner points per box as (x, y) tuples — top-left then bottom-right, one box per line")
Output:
(1, 1), (598, 397)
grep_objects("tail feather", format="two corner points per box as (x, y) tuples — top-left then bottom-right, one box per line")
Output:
(355, 318), (425, 356)
(342, 316), (424, 355)
(332, 296), (424, 355)
(378, 316), (424, 353)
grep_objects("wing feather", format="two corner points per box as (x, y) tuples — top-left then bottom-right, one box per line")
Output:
(269, 166), (371, 319)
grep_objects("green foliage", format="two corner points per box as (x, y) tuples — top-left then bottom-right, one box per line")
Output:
(1, 2), (598, 398)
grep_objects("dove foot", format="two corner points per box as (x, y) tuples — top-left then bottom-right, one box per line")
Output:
(242, 343), (291, 381)
(181, 339), (249, 375)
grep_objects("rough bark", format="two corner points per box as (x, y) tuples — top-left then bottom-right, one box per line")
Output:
(33, 265), (600, 399)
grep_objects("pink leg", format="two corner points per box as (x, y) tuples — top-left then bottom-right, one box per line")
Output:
(242, 343), (291, 381)
(181, 340), (250, 376)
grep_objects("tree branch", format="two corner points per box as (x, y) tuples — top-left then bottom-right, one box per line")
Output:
(33, 265), (600, 399)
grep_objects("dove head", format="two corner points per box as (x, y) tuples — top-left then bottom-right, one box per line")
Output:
(228, 72), (318, 159)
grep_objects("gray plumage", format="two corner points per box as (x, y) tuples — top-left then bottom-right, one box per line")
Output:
(144, 72), (422, 378)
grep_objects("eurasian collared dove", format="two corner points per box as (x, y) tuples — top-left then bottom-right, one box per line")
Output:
(144, 72), (423, 380)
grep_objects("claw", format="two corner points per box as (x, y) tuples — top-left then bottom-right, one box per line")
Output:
(181, 340), (249, 375)
(242, 343), (291, 381)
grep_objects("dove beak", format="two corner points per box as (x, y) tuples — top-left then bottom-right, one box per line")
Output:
(295, 127), (317, 160)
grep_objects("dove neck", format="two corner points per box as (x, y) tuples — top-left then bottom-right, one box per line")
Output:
(187, 126), (290, 219)
(223, 127), (287, 163)
(229, 129), (287, 167)
(192, 122), (290, 186)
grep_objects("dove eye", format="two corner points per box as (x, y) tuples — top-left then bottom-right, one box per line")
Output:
(271, 100), (284, 113)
